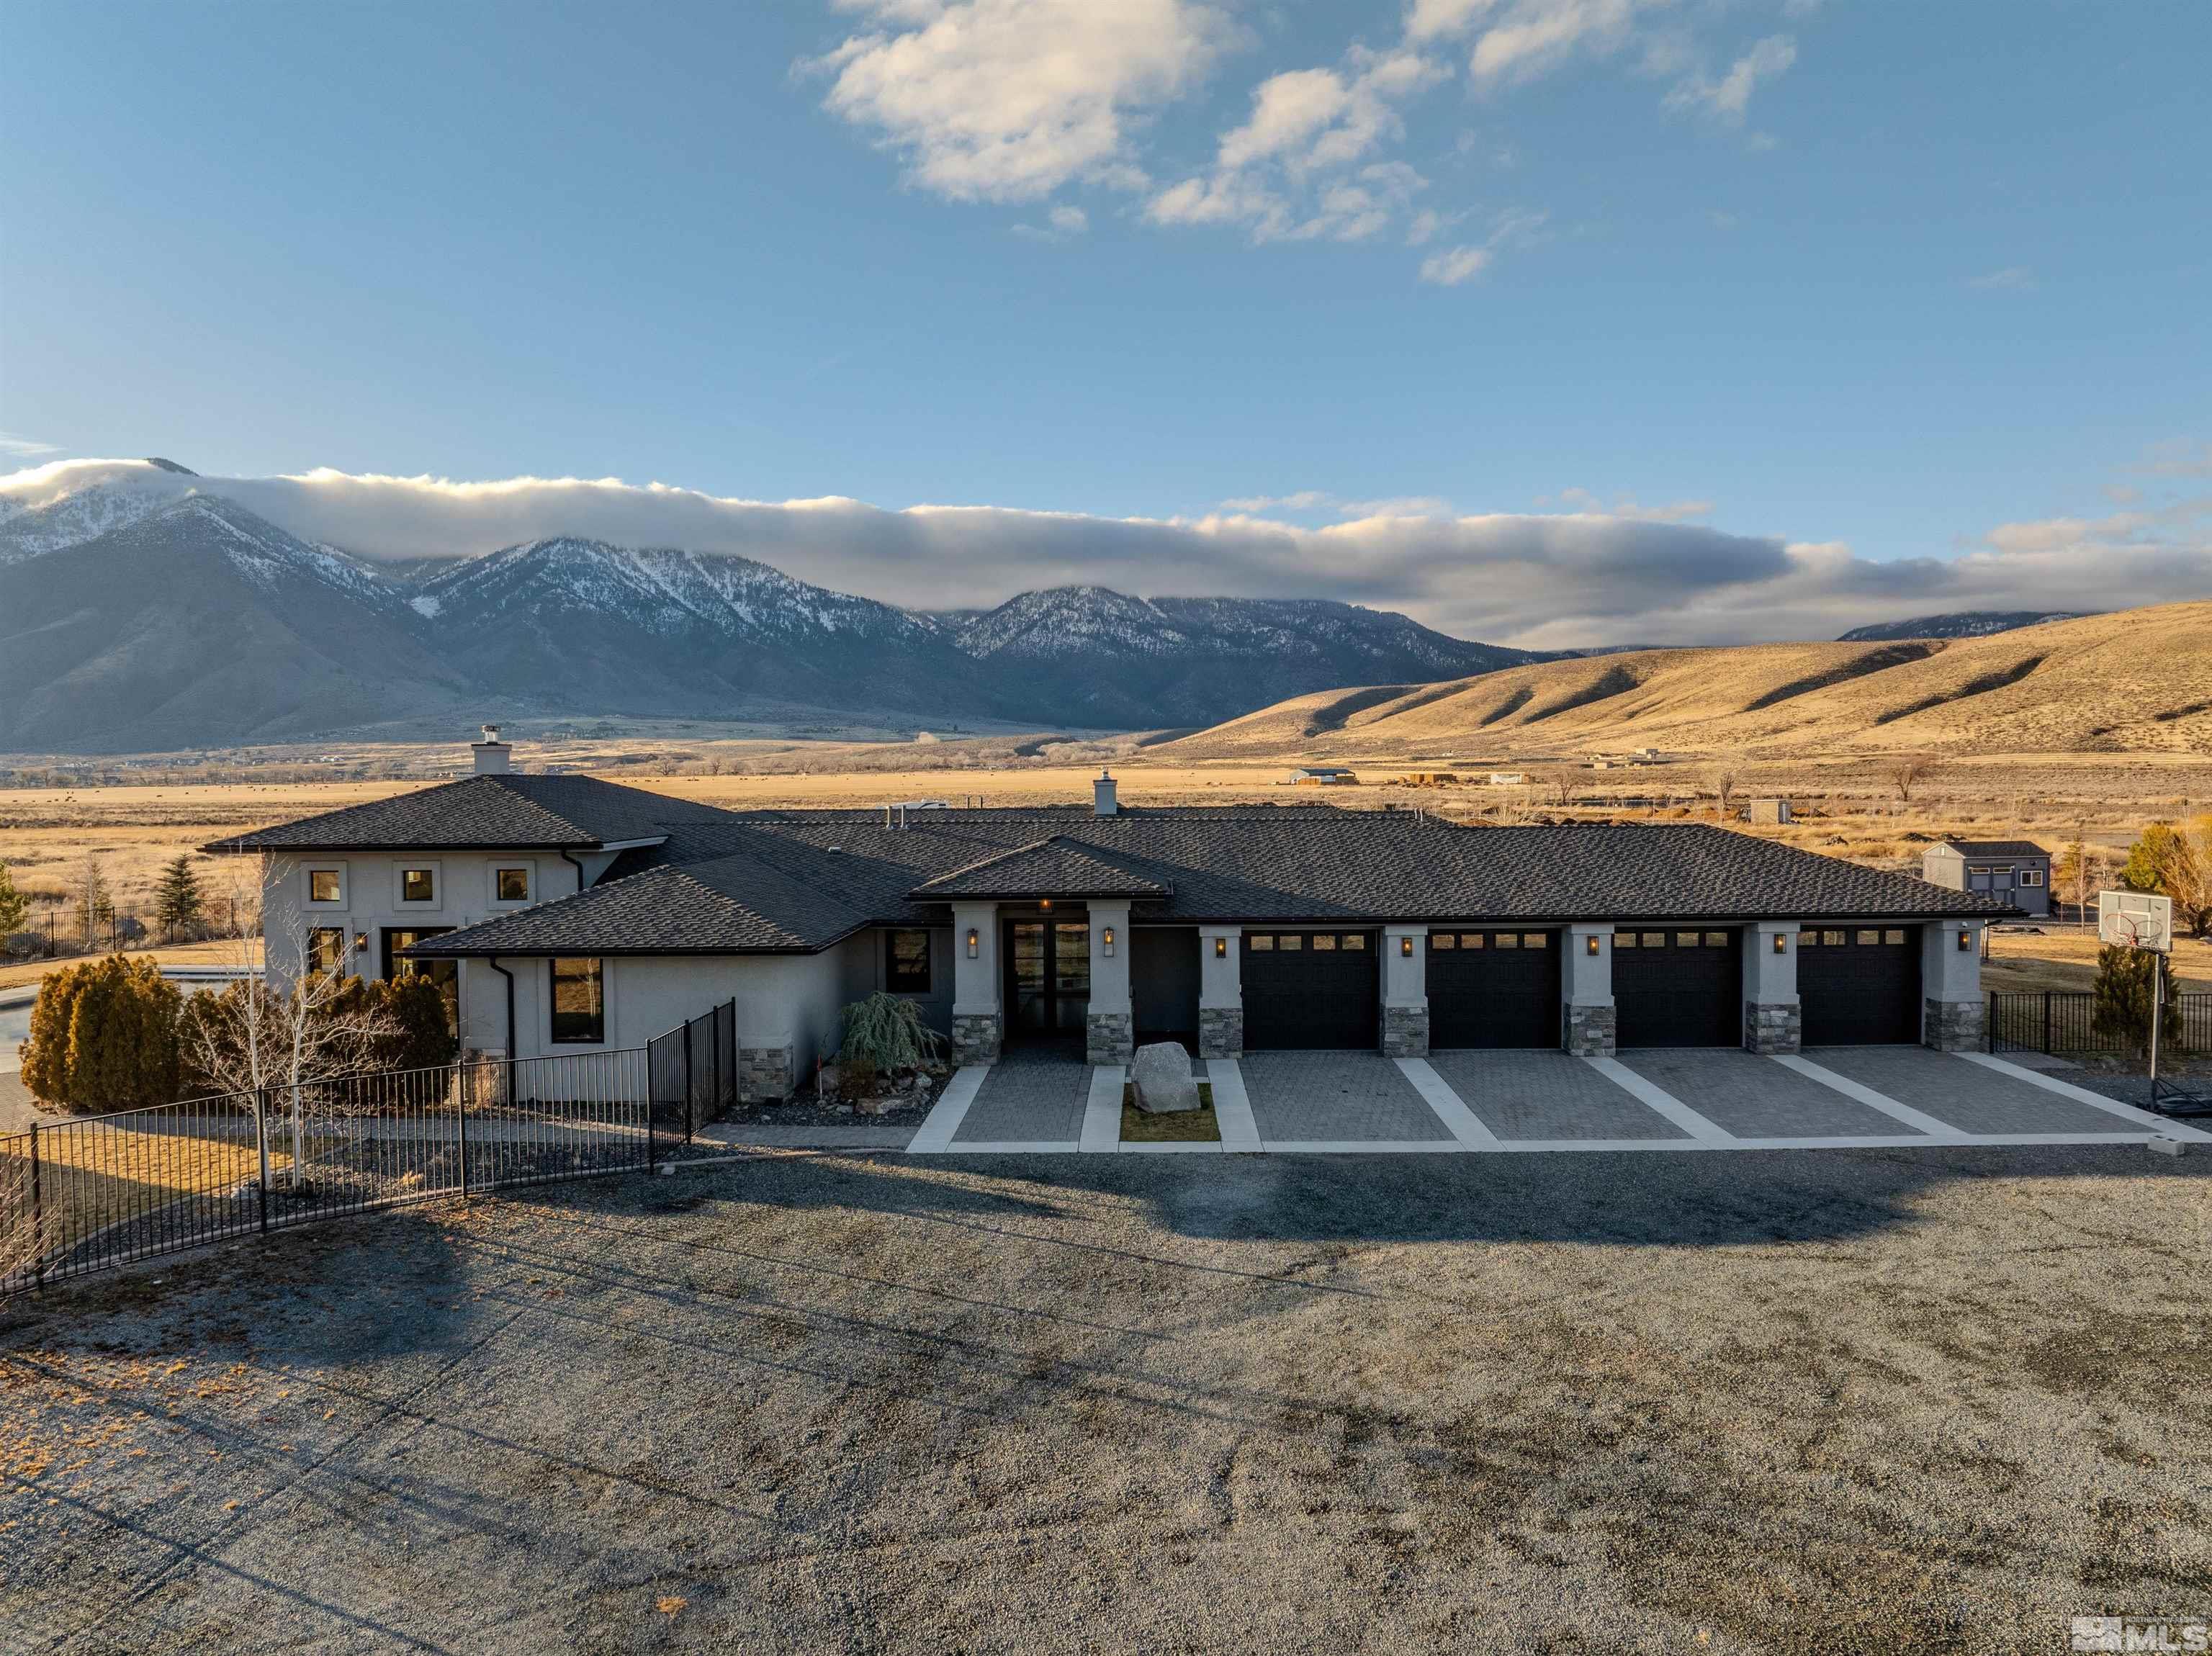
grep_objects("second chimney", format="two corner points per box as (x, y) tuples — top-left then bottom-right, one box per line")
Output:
(472, 724), (512, 775)
(1094, 769), (1118, 817)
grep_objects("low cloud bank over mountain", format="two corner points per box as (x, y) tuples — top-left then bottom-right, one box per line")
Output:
(4, 457), (2208, 649)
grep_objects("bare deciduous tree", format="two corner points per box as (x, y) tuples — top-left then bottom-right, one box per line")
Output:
(181, 861), (397, 1188)
(1885, 755), (1944, 806)
(1708, 768), (1740, 821)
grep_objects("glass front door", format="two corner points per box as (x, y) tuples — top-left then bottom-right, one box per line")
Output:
(1005, 919), (1090, 1034)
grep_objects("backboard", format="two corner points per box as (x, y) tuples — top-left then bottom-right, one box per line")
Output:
(2099, 889), (2173, 953)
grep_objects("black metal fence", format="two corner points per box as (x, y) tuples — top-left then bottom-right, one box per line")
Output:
(648, 997), (738, 1141)
(1988, 991), (2212, 1058)
(2, 1007), (747, 1295)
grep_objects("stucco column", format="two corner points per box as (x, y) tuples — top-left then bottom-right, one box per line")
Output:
(1197, 925), (1242, 1057)
(1086, 900), (1134, 1064)
(950, 901), (1002, 1065)
(1742, 920), (1802, 1054)
(1562, 923), (1615, 1056)
(1921, 919), (1984, 1051)
(1380, 925), (1428, 1057)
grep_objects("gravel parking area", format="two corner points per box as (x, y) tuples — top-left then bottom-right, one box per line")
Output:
(3, 1146), (2208, 1653)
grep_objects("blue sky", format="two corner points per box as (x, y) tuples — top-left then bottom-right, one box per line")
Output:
(3, 0), (2208, 644)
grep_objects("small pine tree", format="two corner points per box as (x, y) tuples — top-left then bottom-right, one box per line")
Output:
(153, 853), (205, 942)
(0, 858), (28, 937)
(2090, 945), (2181, 1060)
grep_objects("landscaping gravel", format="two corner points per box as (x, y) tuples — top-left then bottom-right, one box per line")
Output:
(2, 1144), (2208, 1654)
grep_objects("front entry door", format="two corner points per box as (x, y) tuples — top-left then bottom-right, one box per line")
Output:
(1005, 919), (1091, 1035)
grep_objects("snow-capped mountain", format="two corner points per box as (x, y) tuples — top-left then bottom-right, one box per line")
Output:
(0, 495), (468, 752)
(1837, 611), (2098, 642)
(0, 464), (1549, 750)
(0, 458), (204, 565)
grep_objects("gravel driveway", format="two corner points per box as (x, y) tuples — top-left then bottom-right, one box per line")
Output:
(2, 1146), (2208, 1653)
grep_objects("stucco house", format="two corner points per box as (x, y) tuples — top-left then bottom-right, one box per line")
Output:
(210, 735), (2015, 1102)
(1921, 840), (2052, 919)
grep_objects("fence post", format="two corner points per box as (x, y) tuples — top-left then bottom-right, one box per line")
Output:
(1984, 993), (1994, 1054)
(2042, 991), (2051, 1056)
(683, 1020), (696, 1146)
(456, 1061), (471, 1200)
(27, 1122), (43, 1292)
(256, 1089), (271, 1237)
(644, 1048), (657, 1171)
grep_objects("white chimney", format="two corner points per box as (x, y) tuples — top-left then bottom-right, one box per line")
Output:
(472, 724), (512, 775)
(1094, 769), (1118, 817)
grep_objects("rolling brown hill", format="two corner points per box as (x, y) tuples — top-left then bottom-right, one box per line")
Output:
(1159, 603), (2212, 761)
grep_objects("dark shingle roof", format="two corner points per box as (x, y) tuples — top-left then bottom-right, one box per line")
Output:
(1935, 839), (2049, 858)
(913, 837), (1172, 899)
(403, 805), (2018, 958)
(204, 773), (734, 853)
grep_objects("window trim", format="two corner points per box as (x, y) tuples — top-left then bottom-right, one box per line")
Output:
(885, 928), (932, 994)
(490, 862), (535, 907)
(305, 865), (348, 908)
(548, 957), (606, 1045)
(395, 861), (442, 909)
(2018, 868), (2045, 888)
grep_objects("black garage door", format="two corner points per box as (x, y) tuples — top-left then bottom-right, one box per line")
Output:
(1799, 926), (1921, 1044)
(1242, 930), (1379, 1049)
(1614, 928), (1742, 1047)
(1428, 930), (1560, 1048)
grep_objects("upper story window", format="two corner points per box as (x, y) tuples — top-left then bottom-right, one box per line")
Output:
(496, 867), (531, 902)
(307, 868), (344, 905)
(550, 958), (604, 1044)
(400, 868), (436, 903)
(886, 929), (932, 993)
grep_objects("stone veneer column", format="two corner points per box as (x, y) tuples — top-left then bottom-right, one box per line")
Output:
(1197, 925), (1243, 1058)
(1741, 919), (1802, 1055)
(1380, 925), (1429, 1057)
(950, 901), (1002, 1066)
(1562, 923), (1616, 1056)
(1086, 900), (1134, 1066)
(1921, 919), (1986, 1051)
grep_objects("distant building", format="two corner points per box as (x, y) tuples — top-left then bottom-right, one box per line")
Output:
(1486, 772), (1528, 787)
(1399, 771), (1460, 786)
(1922, 840), (2050, 918)
(1749, 798), (1792, 825)
(1290, 767), (1359, 786)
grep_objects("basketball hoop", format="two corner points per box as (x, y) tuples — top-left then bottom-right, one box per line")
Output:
(2099, 890), (2173, 955)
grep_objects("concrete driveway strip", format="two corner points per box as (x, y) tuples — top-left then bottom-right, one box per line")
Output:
(1393, 1057), (1496, 1147)
(1240, 1050), (1459, 1151)
(1773, 1054), (1968, 1140)
(1582, 1055), (1735, 1143)
(1805, 1047), (2162, 1138)
(1959, 1051), (2212, 1141)
(906, 1066), (988, 1153)
(1207, 1058), (1263, 1151)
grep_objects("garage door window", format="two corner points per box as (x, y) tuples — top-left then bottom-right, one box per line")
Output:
(1313, 935), (1337, 950)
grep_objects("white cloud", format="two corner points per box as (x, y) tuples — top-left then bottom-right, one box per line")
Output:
(1967, 266), (2036, 292)
(1547, 488), (1713, 522)
(1147, 46), (1445, 245)
(1012, 202), (1090, 240)
(17, 456), (2197, 647)
(0, 433), (61, 458)
(1457, 0), (1661, 85)
(1664, 34), (1795, 124)
(1419, 244), (1492, 285)
(811, 0), (1230, 202)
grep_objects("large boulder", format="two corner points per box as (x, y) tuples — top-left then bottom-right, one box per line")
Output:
(1131, 1041), (1200, 1114)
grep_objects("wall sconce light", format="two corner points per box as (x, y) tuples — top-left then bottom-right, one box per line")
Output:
(1213, 936), (1228, 959)
(353, 932), (369, 954)
(1956, 928), (1972, 953)
(1772, 932), (1788, 955)
(1102, 926), (1115, 956)
(1399, 935), (1414, 958)
(966, 927), (979, 958)
(1038, 898), (1052, 911)
(1585, 935), (1601, 958)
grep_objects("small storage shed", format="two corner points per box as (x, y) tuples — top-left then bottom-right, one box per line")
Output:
(1922, 840), (2050, 918)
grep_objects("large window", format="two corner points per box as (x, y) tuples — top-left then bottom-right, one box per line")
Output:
(401, 868), (436, 903)
(307, 927), (346, 976)
(550, 958), (604, 1044)
(308, 869), (343, 904)
(886, 929), (932, 994)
